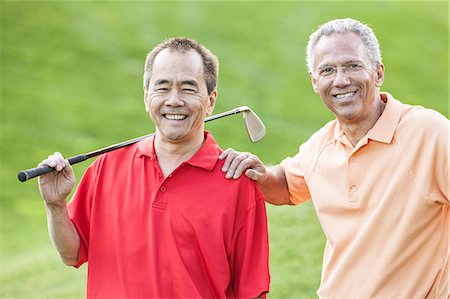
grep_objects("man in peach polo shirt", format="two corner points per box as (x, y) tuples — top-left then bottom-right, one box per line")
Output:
(220, 18), (449, 298)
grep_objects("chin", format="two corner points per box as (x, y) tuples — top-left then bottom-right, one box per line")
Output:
(334, 109), (357, 120)
(157, 128), (186, 141)
(165, 133), (187, 141)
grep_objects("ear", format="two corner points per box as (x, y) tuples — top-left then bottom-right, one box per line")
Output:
(310, 72), (319, 93)
(143, 87), (150, 113)
(375, 63), (385, 87)
(206, 90), (217, 116)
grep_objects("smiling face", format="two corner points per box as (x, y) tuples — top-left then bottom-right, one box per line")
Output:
(310, 32), (384, 124)
(144, 49), (216, 144)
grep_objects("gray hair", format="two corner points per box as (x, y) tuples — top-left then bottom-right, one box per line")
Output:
(306, 18), (382, 73)
(143, 37), (219, 95)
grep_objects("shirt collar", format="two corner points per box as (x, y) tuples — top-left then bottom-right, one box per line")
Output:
(137, 131), (221, 171)
(366, 92), (403, 144)
(334, 120), (347, 144)
(334, 92), (403, 145)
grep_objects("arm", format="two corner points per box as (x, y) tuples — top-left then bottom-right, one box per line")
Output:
(38, 152), (80, 266)
(259, 165), (290, 205)
(230, 192), (270, 298)
(219, 149), (291, 205)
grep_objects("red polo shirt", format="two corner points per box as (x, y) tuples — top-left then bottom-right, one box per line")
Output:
(68, 132), (270, 298)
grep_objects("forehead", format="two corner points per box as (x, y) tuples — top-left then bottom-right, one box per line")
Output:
(314, 32), (369, 67)
(151, 49), (204, 81)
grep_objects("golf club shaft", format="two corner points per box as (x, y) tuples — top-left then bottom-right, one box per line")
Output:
(17, 106), (249, 182)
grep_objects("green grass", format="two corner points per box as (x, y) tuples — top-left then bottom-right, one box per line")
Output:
(1, 1), (448, 298)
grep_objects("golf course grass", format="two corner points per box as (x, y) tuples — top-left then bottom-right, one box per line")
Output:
(1, 1), (448, 298)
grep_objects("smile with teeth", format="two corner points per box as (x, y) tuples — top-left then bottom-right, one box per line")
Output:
(164, 114), (187, 120)
(334, 91), (356, 100)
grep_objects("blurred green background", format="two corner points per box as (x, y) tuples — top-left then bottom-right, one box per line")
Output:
(1, 1), (448, 298)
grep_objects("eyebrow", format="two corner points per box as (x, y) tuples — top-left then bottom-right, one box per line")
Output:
(317, 64), (334, 69)
(181, 80), (199, 88)
(342, 60), (364, 65)
(154, 79), (170, 86)
(318, 60), (364, 70)
(154, 79), (199, 88)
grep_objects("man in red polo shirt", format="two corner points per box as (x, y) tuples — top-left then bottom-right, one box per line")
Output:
(38, 37), (270, 298)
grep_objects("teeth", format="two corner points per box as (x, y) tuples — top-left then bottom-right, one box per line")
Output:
(164, 114), (187, 120)
(335, 92), (356, 99)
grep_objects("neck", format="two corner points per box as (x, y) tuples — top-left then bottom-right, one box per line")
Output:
(340, 97), (386, 147)
(154, 131), (205, 177)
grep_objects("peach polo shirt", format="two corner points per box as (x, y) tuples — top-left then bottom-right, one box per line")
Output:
(282, 93), (449, 298)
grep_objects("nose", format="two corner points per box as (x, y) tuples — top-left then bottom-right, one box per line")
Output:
(165, 90), (184, 107)
(333, 68), (351, 88)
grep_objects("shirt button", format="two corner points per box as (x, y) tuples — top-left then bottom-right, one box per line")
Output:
(160, 186), (166, 192)
(350, 185), (357, 192)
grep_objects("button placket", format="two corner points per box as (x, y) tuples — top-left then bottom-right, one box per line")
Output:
(348, 154), (360, 206)
(153, 169), (177, 209)
(153, 165), (169, 209)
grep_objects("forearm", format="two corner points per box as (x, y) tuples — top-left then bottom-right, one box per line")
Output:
(45, 202), (80, 266)
(259, 165), (291, 205)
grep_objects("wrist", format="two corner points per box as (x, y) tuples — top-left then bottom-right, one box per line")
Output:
(45, 200), (68, 211)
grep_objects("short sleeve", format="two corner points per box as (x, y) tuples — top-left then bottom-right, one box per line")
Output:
(281, 146), (312, 205)
(67, 158), (101, 268)
(231, 184), (270, 298)
(420, 109), (449, 204)
(396, 108), (449, 205)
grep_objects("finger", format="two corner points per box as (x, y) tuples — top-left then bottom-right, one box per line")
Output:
(245, 169), (264, 183)
(51, 154), (65, 171)
(232, 156), (255, 179)
(225, 153), (250, 179)
(39, 155), (58, 169)
(62, 159), (74, 178)
(54, 152), (66, 161)
(221, 151), (238, 173)
(38, 159), (53, 168)
(39, 153), (65, 171)
(64, 159), (70, 168)
(218, 148), (233, 160)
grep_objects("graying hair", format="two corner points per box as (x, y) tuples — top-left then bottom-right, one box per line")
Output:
(143, 37), (219, 95)
(306, 18), (382, 73)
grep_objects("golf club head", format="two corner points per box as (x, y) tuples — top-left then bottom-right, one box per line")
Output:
(241, 106), (266, 142)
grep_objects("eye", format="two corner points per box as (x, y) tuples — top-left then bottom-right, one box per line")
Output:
(319, 67), (335, 76)
(155, 87), (169, 92)
(182, 88), (196, 94)
(347, 63), (362, 70)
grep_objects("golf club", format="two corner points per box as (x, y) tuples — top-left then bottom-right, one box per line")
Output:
(17, 106), (266, 182)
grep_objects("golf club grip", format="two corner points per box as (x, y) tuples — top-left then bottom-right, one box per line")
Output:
(17, 154), (87, 182)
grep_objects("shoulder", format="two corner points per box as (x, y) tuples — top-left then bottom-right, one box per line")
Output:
(286, 120), (336, 165)
(215, 158), (261, 188)
(398, 104), (449, 140)
(402, 103), (447, 125)
(302, 120), (336, 151)
(86, 141), (142, 175)
(281, 120), (336, 174)
(104, 141), (142, 161)
(214, 158), (264, 203)
(392, 102), (449, 166)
